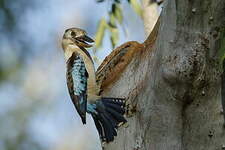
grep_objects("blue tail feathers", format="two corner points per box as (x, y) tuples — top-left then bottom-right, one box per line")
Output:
(90, 97), (127, 143)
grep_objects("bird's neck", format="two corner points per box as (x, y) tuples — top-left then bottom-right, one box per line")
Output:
(64, 45), (79, 61)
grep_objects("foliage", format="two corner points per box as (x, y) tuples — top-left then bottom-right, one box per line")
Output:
(94, 0), (143, 49)
(0, 0), (31, 84)
(0, 0), (15, 30)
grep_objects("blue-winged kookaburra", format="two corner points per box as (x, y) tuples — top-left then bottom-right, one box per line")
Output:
(62, 28), (127, 143)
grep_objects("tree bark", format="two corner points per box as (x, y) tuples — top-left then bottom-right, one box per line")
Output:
(97, 0), (225, 150)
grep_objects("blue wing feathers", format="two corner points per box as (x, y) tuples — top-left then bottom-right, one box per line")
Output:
(72, 57), (87, 95)
(67, 52), (88, 124)
(72, 56), (87, 95)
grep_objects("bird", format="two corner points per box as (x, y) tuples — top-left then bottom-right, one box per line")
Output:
(61, 27), (127, 143)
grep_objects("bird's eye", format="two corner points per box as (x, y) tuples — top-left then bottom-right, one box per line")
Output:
(71, 31), (76, 37)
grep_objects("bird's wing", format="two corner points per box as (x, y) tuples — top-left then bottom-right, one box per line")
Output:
(66, 52), (88, 124)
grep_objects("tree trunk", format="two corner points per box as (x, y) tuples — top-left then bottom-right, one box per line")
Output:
(96, 0), (225, 150)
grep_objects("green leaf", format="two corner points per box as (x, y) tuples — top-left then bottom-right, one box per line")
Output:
(109, 27), (119, 48)
(113, 4), (123, 24)
(129, 0), (143, 18)
(95, 18), (107, 48)
(109, 12), (117, 27)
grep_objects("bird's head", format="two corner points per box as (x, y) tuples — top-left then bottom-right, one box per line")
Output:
(62, 28), (94, 49)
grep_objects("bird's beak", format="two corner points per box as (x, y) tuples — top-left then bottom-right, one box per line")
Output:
(74, 35), (94, 48)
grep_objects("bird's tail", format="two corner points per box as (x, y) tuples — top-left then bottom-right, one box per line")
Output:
(90, 97), (127, 143)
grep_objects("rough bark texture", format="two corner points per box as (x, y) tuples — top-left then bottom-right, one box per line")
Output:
(97, 0), (225, 150)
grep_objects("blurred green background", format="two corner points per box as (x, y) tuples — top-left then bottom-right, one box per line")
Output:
(0, 0), (145, 150)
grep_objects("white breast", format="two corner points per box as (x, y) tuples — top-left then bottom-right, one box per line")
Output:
(64, 45), (79, 61)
